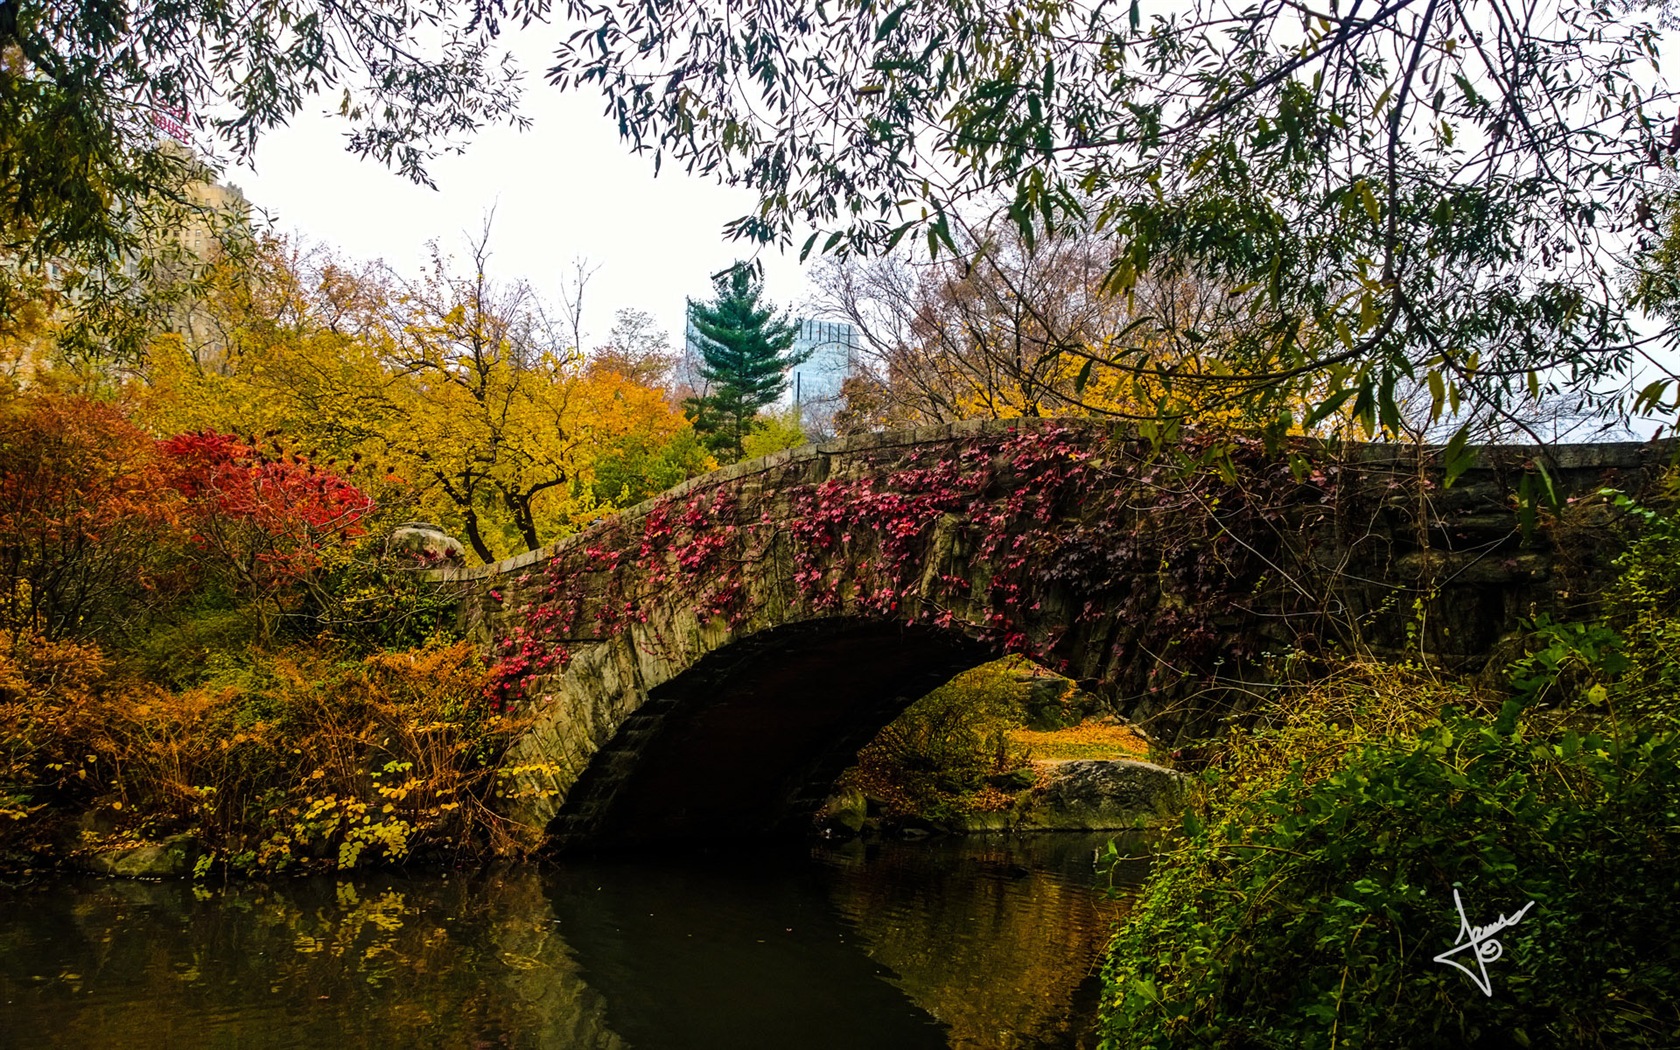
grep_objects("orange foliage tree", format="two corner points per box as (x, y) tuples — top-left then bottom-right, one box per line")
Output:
(0, 390), (185, 642)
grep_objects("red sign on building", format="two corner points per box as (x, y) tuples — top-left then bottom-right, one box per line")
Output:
(151, 103), (191, 144)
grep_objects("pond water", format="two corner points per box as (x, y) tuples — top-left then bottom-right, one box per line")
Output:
(0, 834), (1149, 1049)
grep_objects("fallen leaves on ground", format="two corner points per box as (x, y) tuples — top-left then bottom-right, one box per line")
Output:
(1009, 722), (1151, 762)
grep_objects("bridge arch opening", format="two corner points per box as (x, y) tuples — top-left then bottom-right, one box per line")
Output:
(543, 620), (1000, 853)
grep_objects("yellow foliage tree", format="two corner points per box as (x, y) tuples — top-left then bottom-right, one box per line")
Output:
(135, 234), (712, 564)
(739, 406), (807, 460)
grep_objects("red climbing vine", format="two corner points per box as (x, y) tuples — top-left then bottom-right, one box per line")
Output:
(485, 422), (1347, 723)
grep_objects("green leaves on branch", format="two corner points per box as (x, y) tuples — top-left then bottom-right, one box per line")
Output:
(551, 0), (1673, 431)
(1, 0), (534, 353)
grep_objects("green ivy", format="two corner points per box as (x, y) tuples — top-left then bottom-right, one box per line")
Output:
(1505, 613), (1627, 708)
(1601, 487), (1680, 728)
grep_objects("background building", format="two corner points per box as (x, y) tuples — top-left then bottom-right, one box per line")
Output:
(784, 319), (858, 437)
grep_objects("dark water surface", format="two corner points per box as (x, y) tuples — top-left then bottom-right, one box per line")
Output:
(0, 835), (1148, 1049)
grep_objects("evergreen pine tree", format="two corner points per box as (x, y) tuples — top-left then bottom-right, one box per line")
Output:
(684, 264), (808, 460)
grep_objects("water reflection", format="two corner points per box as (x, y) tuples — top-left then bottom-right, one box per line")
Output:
(819, 836), (1146, 1050)
(0, 835), (1146, 1049)
(545, 853), (945, 1050)
(0, 872), (619, 1049)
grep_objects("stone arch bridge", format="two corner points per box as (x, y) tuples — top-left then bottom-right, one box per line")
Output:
(447, 419), (1668, 853)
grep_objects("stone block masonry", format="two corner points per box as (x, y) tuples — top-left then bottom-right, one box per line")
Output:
(435, 419), (1672, 852)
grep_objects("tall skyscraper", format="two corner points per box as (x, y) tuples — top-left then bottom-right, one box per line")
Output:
(785, 319), (858, 436)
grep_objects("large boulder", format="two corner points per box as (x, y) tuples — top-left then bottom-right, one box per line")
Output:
(1015, 670), (1099, 730)
(386, 521), (466, 567)
(1018, 759), (1186, 830)
(814, 786), (870, 838)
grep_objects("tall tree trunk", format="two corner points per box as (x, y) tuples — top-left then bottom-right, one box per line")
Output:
(460, 508), (495, 564)
(511, 493), (542, 554)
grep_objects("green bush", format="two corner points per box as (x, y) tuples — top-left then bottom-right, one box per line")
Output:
(129, 602), (263, 690)
(1097, 705), (1680, 1049)
(312, 552), (467, 653)
(846, 656), (1036, 821)
(1602, 486), (1680, 728)
(1501, 486), (1679, 725)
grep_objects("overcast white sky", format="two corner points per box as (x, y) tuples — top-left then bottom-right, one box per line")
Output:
(225, 27), (816, 355)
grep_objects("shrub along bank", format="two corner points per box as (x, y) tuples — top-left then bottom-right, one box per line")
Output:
(1095, 479), (1680, 1049)
(0, 388), (533, 876)
(0, 633), (531, 876)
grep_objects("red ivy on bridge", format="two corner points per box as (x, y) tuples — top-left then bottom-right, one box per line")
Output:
(485, 424), (1336, 712)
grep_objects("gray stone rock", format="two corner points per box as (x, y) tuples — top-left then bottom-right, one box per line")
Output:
(387, 521), (466, 566)
(78, 834), (200, 879)
(946, 810), (1015, 833)
(815, 787), (869, 837)
(1017, 672), (1094, 730)
(1022, 759), (1186, 830)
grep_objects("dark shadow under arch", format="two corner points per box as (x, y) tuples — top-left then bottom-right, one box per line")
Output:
(545, 620), (995, 854)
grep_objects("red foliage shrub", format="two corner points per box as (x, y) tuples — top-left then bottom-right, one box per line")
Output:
(159, 430), (376, 627)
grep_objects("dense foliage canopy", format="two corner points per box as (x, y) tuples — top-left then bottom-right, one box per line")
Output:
(0, 0), (532, 258)
(553, 0), (1677, 439)
(0, 0), (547, 360)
